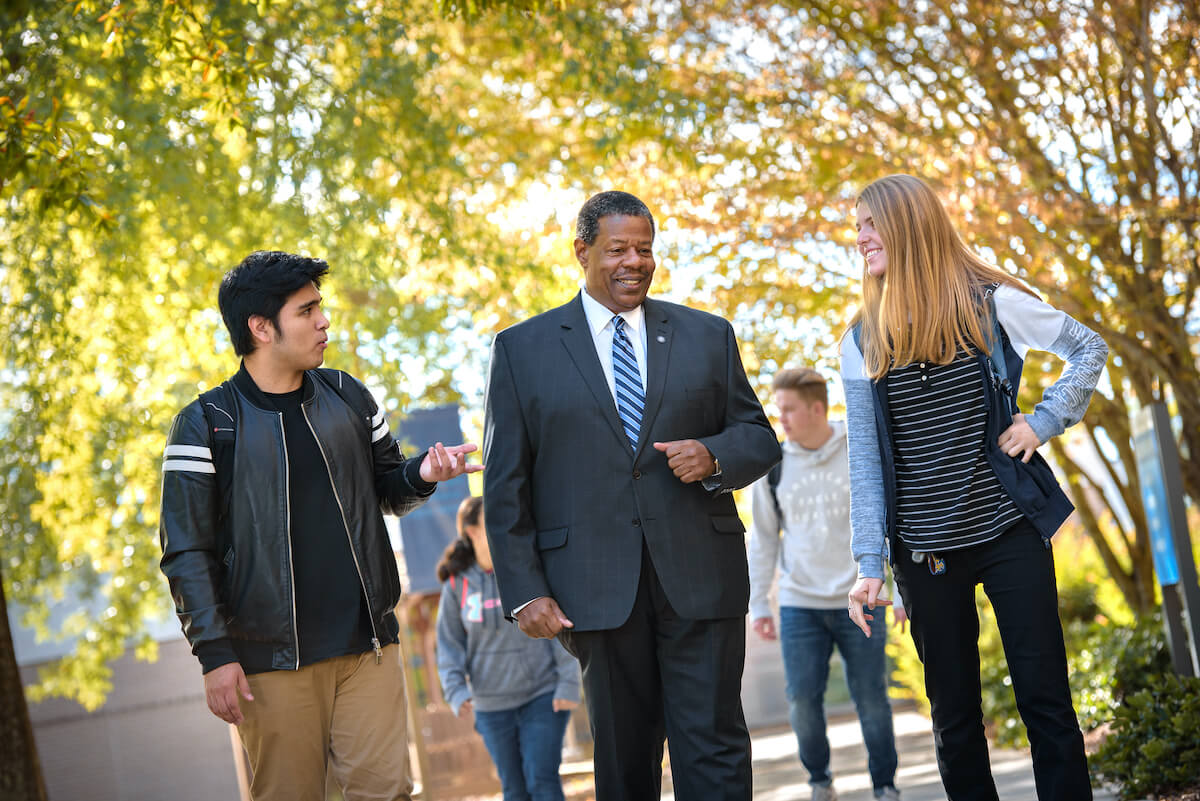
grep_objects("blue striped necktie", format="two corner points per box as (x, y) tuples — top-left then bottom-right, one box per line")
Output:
(611, 315), (644, 448)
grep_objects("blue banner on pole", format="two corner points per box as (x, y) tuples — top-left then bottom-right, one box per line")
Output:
(1134, 425), (1181, 586)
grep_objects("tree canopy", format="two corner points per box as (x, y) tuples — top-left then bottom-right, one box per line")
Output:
(645, 0), (1200, 614)
(2, 0), (1197, 712)
(1, 0), (688, 706)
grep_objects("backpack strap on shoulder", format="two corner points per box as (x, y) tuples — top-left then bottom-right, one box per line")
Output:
(982, 282), (1018, 416)
(198, 381), (237, 523)
(767, 456), (784, 521)
(312, 368), (377, 443)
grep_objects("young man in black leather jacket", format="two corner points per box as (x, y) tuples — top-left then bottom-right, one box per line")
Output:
(158, 251), (480, 801)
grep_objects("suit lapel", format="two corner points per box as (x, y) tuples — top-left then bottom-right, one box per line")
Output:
(559, 294), (631, 452)
(634, 298), (672, 462)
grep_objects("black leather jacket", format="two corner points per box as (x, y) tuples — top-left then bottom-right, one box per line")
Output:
(158, 367), (434, 673)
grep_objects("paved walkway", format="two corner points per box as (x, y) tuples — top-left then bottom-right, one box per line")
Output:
(556, 706), (1122, 801)
(738, 708), (1119, 801)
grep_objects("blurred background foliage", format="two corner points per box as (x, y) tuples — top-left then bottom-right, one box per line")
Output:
(2, 0), (1197, 737)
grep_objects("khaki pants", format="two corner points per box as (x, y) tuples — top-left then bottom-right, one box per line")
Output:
(238, 644), (412, 801)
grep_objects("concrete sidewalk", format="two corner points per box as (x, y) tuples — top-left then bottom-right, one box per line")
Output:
(739, 708), (1118, 801)
(558, 705), (1121, 801)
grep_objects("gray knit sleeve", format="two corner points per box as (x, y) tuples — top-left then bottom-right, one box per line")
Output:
(994, 286), (1108, 444)
(747, 475), (782, 621)
(840, 334), (889, 580)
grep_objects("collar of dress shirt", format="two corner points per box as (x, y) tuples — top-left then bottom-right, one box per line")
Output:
(580, 287), (645, 340)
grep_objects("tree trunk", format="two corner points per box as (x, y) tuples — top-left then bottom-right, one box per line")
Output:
(0, 573), (48, 801)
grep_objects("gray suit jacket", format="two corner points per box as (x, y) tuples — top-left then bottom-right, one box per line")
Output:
(482, 294), (781, 630)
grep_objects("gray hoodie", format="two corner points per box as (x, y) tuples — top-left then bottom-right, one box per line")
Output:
(436, 563), (581, 716)
(748, 421), (859, 617)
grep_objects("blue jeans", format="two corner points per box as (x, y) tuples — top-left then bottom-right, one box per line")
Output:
(779, 606), (898, 793)
(473, 691), (571, 801)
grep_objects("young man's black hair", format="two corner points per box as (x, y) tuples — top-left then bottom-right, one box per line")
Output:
(217, 250), (330, 356)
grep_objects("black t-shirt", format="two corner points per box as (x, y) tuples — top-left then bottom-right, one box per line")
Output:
(261, 379), (375, 666)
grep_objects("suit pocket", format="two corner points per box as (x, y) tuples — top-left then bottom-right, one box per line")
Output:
(536, 527), (568, 550)
(709, 515), (745, 535)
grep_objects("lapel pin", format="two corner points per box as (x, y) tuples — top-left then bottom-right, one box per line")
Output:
(657, 335), (666, 343)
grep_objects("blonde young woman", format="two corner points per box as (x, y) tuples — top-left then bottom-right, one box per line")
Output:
(840, 175), (1107, 801)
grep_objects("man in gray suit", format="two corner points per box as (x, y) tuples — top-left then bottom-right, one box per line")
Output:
(483, 191), (781, 801)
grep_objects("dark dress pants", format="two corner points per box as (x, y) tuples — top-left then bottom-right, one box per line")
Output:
(894, 518), (1092, 801)
(560, 542), (752, 801)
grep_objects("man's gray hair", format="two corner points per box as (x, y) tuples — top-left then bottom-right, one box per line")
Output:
(575, 191), (656, 245)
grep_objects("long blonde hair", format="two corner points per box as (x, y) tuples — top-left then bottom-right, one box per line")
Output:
(850, 174), (1038, 379)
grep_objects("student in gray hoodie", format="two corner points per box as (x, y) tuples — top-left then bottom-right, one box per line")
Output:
(748, 367), (900, 801)
(436, 496), (581, 801)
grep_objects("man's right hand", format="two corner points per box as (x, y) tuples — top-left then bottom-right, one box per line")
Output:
(204, 662), (254, 725)
(515, 597), (574, 639)
(752, 616), (777, 640)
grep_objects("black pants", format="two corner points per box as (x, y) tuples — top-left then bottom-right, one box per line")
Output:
(894, 519), (1091, 801)
(559, 543), (751, 801)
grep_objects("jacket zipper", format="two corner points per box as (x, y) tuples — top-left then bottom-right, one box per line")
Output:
(301, 405), (383, 664)
(278, 412), (301, 670)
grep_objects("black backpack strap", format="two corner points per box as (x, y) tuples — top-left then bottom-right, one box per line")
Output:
(198, 381), (237, 523)
(313, 368), (378, 443)
(767, 456), (784, 521)
(982, 283), (1018, 416)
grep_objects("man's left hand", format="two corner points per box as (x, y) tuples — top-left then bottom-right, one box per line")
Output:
(552, 698), (579, 712)
(652, 439), (715, 483)
(419, 442), (484, 482)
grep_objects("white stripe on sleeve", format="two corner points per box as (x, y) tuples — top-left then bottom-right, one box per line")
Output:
(163, 460), (216, 474)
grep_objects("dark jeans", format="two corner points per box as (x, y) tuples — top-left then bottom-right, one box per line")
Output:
(779, 606), (898, 792)
(894, 518), (1091, 801)
(473, 691), (571, 801)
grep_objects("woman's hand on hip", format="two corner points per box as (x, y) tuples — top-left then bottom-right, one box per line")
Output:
(998, 413), (1042, 463)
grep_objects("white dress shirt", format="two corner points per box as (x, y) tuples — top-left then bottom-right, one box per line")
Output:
(579, 287), (648, 398)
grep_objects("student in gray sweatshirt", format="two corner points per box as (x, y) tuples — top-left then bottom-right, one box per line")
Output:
(748, 367), (900, 801)
(436, 496), (581, 801)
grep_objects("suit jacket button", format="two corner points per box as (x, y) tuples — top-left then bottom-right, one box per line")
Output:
(632, 518), (641, 526)
(632, 470), (641, 479)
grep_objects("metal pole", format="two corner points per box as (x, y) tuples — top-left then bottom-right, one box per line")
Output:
(1145, 403), (1200, 675)
(1134, 403), (1200, 677)
(398, 612), (434, 801)
(229, 723), (253, 801)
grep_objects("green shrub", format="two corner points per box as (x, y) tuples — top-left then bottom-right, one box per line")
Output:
(1091, 673), (1200, 799)
(1071, 613), (1171, 732)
